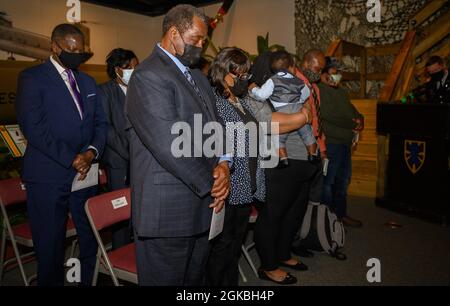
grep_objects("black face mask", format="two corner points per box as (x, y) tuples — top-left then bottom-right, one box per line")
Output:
(175, 34), (203, 68)
(56, 45), (90, 70)
(301, 67), (321, 84)
(430, 70), (445, 83)
(230, 78), (249, 97)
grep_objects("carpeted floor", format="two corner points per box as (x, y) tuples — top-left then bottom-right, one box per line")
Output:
(2, 196), (450, 286)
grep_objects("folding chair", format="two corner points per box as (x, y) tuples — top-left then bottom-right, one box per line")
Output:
(239, 205), (259, 282)
(0, 177), (77, 286)
(99, 168), (108, 187)
(85, 188), (137, 286)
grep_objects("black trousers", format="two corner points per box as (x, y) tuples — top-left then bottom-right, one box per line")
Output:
(136, 231), (210, 286)
(207, 203), (252, 286)
(106, 167), (132, 250)
(254, 159), (317, 271)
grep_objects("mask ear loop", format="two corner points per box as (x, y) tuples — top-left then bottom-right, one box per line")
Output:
(115, 68), (126, 85)
(173, 27), (187, 56)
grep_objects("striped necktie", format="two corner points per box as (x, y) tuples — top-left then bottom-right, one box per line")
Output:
(184, 69), (210, 114)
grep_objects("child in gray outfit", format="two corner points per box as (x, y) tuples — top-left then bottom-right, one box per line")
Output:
(250, 50), (317, 167)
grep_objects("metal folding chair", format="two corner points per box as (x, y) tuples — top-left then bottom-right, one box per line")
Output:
(239, 205), (259, 282)
(85, 188), (137, 286)
(0, 178), (77, 286)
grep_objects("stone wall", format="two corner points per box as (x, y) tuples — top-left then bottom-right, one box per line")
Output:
(295, 0), (429, 55)
(294, 0), (448, 98)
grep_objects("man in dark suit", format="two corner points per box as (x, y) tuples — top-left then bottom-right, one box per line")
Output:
(16, 24), (107, 286)
(425, 56), (449, 104)
(126, 4), (231, 286)
(99, 48), (138, 249)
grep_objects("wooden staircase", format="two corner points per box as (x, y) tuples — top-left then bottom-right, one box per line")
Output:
(349, 99), (377, 198)
(326, 0), (449, 199)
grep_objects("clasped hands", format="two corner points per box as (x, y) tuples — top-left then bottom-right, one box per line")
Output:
(72, 150), (95, 181)
(209, 161), (231, 213)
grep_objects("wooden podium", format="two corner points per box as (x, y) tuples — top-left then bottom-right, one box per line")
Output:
(376, 103), (450, 224)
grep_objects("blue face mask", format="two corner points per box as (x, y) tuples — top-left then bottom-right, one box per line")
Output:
(117, 68), (134, 86)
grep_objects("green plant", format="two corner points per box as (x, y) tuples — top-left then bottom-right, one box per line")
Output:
(204, 32), (287, 62)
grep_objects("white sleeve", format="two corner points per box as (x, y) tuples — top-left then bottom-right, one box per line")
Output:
(299, 85), (310, 103)
(251, 79), (275, 101)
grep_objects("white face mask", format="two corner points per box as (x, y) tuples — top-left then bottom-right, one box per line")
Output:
(117, 68), (134, 86)
(330, 73), (342, 84)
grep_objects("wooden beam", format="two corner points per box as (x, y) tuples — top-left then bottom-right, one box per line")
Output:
(366, 43), (402, 56)
(341, 41), (365, 57)
(412, 10), (450, 58)
(348, 92), (362, 100)
(360, 48), (367, 99)
(342, 71), (360, 80)
(326, 39), (343, 58)
(409, 0), (447, 29)
(379, 31), (416, 103)
(393, 54), (416, 101)
(367, 72), (389, 81)
(415, 39), (450, 72)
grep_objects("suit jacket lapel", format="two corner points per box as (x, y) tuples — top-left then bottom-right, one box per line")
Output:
(43, 60), (82, 120)
(190, 70), (218, 121)
(112, 81), (127, 116)
(154, 47), (212, 119)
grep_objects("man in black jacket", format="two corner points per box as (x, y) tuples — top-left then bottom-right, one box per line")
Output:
(425, 56), (449, 104)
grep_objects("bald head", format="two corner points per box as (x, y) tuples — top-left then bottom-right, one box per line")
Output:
(302, 49), (326, 73)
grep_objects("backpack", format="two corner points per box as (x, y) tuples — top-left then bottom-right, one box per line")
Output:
(299, 201), (347, 260)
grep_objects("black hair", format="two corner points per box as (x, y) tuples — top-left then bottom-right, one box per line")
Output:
(270, 50), (295, 73)
(322, 56), (333, 74)
(426, 56), (444, 67)
(51, 23), (84, 42)
(250, 51), (273, 87)
(162, 4), (208, 35)
(208, 47), (251, 98)
(106, 48), (137, 80)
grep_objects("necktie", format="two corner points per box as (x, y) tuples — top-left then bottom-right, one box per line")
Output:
(311, 85), (323, 137)
(184, 69), (209, 113)
(65, 69), (84, 119)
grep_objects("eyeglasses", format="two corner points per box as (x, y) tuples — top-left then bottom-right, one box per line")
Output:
(230, 72), (252, 81)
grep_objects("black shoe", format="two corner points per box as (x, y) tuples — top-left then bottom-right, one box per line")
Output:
(257, 270), (297, 285)
(342, 216), (363, 228)
(292, 246), (314, 258)
(280, 261), (309, 271)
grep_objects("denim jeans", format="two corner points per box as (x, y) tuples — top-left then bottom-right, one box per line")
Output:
(321, 143), (352, 219)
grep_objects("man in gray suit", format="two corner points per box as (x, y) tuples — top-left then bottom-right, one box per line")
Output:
(126, 5), (231, 286)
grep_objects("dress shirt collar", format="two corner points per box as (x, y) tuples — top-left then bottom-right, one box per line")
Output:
(50, 55), (67, 75)
(157, 43), (188, 74)
(119, 83), (127, 95)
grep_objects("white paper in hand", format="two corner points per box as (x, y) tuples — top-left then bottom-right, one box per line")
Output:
(71, 163), (99, 192)
(323, 158), (329, 177)
(209, 206), (225, 241)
